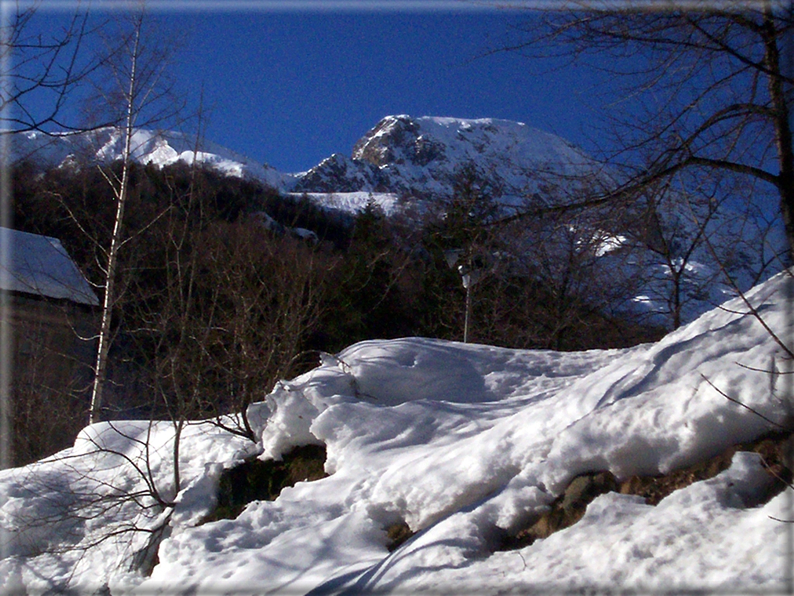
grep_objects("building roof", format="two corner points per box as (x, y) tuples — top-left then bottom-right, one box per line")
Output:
(0, 227), (99, 306)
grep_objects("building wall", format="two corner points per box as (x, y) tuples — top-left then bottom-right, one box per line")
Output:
(6, 292), (97, 466)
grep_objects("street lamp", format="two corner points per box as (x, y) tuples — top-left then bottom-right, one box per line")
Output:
(444, 249), (486, 343)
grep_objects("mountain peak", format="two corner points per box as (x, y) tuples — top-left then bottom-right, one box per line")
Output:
(296, 114), (603, 202)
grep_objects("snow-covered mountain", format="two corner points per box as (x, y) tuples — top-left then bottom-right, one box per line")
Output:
(1, 269), (791, 594)
(10, 115), (606, 212)
(8, 118), (786, 328)
(293, 115), (607, 205)
(10, 127), (293, 190)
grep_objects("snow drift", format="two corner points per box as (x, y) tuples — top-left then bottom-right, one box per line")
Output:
(0, 259), (791, 593)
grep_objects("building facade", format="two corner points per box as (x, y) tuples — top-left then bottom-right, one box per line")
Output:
(1, 228), (98, 466)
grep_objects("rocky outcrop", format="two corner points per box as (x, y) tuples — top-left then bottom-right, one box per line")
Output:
(201, 444), (328, 523)
(499, 430), (793, 551)
(351, 115), (449, 169)
(292, 153), (382, 193)
(352, 115), (422, 167)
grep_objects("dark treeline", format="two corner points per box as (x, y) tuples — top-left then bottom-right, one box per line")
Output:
(10, 160), (662, 463)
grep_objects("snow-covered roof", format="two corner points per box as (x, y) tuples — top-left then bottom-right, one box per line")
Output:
(0, 227), (99, 306)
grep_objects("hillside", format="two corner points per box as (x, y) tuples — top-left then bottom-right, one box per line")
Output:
(10, 127), (292, 190)
(1, 269), (791, 594)
(10, 117), (786, 328)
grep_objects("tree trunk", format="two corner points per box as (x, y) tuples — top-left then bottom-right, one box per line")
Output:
(89, 21), (141, 424)
(762, 6), (794, 261)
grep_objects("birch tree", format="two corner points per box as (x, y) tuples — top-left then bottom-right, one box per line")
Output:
(88, 8), (181, 423)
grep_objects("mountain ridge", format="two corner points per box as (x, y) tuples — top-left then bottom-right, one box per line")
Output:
(10, 126), (293, 190)
(10, 114), (606, 211)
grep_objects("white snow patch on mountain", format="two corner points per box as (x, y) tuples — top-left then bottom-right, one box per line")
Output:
(10, 128), (295, 190)
(287, 191), (402, 216)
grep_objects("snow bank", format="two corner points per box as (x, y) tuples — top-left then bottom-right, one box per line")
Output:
(0, 420), (257, 594)
(1, 270), (791, 594)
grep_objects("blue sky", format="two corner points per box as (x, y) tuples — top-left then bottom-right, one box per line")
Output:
(30, 3), (620, 173)
(164, 8), (617, 173)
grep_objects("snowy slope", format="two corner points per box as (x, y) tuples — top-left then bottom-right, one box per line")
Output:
(1, 269), (791, 594)
(10, 127), (294, 190)
(287, 191), (403, 216)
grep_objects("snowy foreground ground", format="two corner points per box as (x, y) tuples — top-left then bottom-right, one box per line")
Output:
(1, 271), (793, 594)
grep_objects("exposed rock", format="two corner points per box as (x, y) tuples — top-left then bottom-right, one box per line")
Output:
(202, 444), (328, 523)
(413, 135), (446, 166)
(352, 115), (421, 167)
(293, 153), (379, 193)
(562, 471), (619, 515)
(294, 115), (603, 202)
(502, 471), (618, 549)
(385, 520), (415, 552)
(499, 430), (792, 551)
(618, 431), (793, 506)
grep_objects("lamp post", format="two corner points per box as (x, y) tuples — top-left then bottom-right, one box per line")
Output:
(444, 249), (486, 343)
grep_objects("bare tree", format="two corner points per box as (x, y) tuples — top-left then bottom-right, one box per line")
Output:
(499, 2), (794, 261)
(618, 167), (787, 329)
(87, 7), (183, 424)
(0, 4), (105, 135)
(625, 177), (722, 330)
(153, 218), (330, 440)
